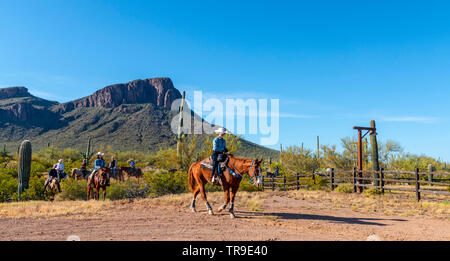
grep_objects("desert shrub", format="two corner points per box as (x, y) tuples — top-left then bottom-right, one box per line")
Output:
(14, 174), (46, 201)
(304, 175), (330, 191)
(364, 187), (382, 196)
(107, 179), (150, 200)
(58, 179), (86, 201)
(144, 170), (188, 197)
(0, 172), (18, 202)
(336, 184), (354, 193)
(107, 181), (128, 200)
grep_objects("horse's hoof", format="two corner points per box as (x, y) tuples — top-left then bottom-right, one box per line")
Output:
(208, 210), (214, 215)
(190, 208), (196, 213)
(230, 213), (236, 218)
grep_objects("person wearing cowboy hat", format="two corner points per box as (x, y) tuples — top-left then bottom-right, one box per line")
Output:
(55, 159), (66, 179)
(211, 127), (229, 185)
(87, 152), (108, 186)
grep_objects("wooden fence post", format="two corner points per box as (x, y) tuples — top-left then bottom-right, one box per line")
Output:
(379, 168), (384, 194)
(352, 167), (357, 193)
(312, 170), (316, 185)
(415, 168), (421, 202)
(428, 164), (433, 187)
(283, 176), (286, 190)
(262, 176), (265, 191)
(331, 168), (335, 190)
(296, 174), (300, 190)
(272, 176), (275, 191)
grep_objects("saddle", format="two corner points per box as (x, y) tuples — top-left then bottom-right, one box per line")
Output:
(200, 155), (229, 172)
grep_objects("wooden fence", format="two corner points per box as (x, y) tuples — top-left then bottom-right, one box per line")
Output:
(261, 167), (450, 202)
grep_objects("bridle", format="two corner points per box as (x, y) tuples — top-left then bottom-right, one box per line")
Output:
(227, 159), (261, 185)
(248, 160), (261, 185)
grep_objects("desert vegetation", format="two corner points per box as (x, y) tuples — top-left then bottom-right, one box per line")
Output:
(0, 135), (449, 204)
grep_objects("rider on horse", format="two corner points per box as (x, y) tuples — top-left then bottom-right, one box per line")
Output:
(44, 164), (62, 192)
(211, 127), (229, 185)
(109, 156), (117, 178)
(88, 152), (109, 186)
(55, 159), (66, 179)
(80, 159), (89, 178)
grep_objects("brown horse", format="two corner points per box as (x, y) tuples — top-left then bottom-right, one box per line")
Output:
(107, 168), (124, 182)
(188, 155), (263, 218)
(71, 168), (90, 180)
(87, 168), (109, 200)
(120, 167), (142, 179)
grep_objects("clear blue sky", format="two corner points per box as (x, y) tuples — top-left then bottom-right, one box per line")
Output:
(1, 0), (450, 160)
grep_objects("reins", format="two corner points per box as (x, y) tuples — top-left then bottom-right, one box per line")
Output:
(226, 158), (260, 184)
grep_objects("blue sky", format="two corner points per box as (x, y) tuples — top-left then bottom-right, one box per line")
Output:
(1, 1), (450, 160)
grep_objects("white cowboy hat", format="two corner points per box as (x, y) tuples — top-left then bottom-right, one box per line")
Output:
(58, 159), (63, 163)
(214, 127), (228, 134)
(97, 152), (104, 156)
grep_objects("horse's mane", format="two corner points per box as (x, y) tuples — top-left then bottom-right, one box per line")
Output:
(228, 155), (253, 163)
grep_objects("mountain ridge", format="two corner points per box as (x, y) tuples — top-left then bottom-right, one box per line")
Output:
(0, 78), (278, 159)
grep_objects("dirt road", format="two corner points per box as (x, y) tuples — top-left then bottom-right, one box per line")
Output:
(0, 192), (448, 241)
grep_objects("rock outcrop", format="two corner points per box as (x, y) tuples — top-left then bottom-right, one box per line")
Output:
(58, 78), (181, 113)
(0, 87), (32, 100)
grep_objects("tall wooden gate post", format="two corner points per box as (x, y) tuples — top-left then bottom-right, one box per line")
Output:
(352, 167), (357, 193)
(353, 125), (376, 193)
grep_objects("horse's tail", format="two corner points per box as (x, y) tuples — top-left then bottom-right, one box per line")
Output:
(188, 163), (197, 192)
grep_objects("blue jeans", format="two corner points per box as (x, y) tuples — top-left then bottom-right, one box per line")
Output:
(211, 151), (224, 179)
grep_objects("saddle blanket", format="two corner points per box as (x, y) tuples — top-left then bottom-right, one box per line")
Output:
(200, 157), (228, 172)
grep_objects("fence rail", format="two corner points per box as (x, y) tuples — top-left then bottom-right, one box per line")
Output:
(261, 167), (450, 201)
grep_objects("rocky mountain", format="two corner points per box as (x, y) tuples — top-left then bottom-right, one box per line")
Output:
(0, 78), (278, 158)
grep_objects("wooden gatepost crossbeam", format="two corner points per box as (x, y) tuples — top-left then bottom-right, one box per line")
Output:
(352, 125), (376, 193)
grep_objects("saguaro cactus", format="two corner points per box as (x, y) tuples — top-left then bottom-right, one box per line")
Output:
(177, 91), (186, 169)
(18, 140), (32, 197)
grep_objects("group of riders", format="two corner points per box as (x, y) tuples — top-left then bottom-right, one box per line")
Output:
(43, 127), (228, 192)
(44, 152), (138, 192)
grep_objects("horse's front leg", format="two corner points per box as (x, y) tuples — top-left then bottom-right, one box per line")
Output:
(229, 185), (239, 218)
(87, 186), (91, 200)
(218, 185), (230, 212)
(103, 187), (107, 201)
(95, 187), (100, 200)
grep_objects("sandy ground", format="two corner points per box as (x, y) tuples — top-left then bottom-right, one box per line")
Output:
(0, 192), (449, 241)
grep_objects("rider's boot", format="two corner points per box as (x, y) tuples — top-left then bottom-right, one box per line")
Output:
(211, 168), (217, 185)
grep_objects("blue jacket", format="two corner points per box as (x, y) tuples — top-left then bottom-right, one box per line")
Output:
(94, 158), (105, 170)
(213, 137), (227, 152)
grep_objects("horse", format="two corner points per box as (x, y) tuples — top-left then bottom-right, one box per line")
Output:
(87, 168), (109, 200)
(188, 155), (263, 218)
(120, 167), (143, 179)
(44, 177), (61, 200)
(71, 168), (90, 180)
(106, 168), (124, 182)
(46, 177), (60, 193)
